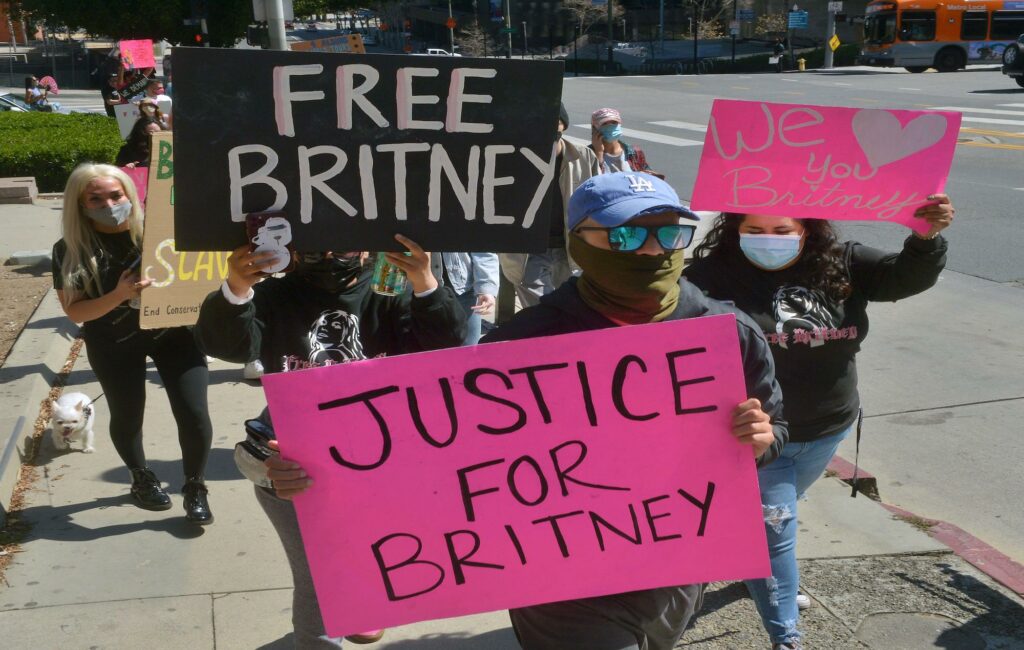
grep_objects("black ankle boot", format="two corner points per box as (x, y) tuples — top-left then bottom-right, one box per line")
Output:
(182, 476), (213, 525)
(129, 467), (172, 511)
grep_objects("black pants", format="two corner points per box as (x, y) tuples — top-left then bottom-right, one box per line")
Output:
(84, 326), (212, 479)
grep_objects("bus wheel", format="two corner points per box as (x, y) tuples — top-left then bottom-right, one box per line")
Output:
(935, 48), (964, 72)
(904, 66), (928, 73)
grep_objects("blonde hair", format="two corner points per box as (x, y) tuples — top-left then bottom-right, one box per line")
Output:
(60, 163), (144, 301)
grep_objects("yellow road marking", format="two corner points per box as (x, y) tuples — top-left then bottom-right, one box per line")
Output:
(960, 127), (1024, 140)
(957, 141), (1024, 150)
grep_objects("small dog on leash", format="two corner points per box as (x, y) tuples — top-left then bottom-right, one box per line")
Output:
(50, 392), (96, 453)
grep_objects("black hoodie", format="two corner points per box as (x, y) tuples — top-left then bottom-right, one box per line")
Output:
(483, 277), (788, 466)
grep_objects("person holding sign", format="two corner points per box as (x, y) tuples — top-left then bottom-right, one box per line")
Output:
(683, 200), (954, 650)
(51, 164), (215, 524)
(481, 172), (788, 650)
(193, 236), (466, 647)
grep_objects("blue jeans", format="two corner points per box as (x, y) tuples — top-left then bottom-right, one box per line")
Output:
(744, 423), (852, 644)
(456, 290), (482, 346)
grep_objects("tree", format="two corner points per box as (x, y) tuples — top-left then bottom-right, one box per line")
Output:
(561, 0), (623, 36)
(455, 20), (487, 57)
(13, 0), (252, 47)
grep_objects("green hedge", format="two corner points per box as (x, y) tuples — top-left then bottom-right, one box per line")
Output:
(0, 112), (122, 192)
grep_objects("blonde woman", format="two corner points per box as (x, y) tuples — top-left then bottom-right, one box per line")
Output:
(51, 164), (215, 524)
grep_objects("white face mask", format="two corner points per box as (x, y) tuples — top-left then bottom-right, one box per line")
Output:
(739, 233), (803, 270)
(84, 201), (132, 228)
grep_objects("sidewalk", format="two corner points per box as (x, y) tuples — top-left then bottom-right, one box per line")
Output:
(1, 201), (1023, 648)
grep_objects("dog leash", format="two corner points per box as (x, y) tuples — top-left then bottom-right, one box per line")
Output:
(82, 392), (105, 419)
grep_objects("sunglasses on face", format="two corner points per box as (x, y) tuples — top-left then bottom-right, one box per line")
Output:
(298, 251), (362, 264)
(574, 224), (696, 252)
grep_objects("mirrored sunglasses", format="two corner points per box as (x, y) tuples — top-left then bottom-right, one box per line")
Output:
(575, 224), (696, 252)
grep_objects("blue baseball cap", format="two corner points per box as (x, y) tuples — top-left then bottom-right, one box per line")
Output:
(568, 172), (699, 230)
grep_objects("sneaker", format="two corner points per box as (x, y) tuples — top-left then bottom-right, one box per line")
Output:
(182, 476), (214, 525)
(344, 630), (385, 644)
(796, 593), (811, 610)
(129, 467), (172, 511)
(243, 359), (264, 380)
(772, 643), (803, 650)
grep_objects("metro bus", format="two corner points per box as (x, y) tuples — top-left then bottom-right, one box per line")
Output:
(860, 0), (1024, 72)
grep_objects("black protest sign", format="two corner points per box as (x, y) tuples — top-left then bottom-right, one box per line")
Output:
(171, 47), (564, 252)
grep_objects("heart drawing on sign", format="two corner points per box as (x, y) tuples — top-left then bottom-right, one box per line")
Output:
(851, 110), (948, 169)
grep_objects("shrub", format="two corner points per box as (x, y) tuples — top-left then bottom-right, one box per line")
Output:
(0, 112), (122, 192)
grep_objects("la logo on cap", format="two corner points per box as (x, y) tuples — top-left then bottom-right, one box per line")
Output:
(626, 174), (656, 193)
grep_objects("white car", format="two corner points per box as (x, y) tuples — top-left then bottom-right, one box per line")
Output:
(424, 48), (461, 56)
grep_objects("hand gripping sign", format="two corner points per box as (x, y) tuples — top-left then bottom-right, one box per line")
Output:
(690, 99), (961, 234)
(262, 314), (770, 637)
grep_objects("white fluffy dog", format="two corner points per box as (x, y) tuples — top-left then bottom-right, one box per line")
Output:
(50, 392), (96, 453)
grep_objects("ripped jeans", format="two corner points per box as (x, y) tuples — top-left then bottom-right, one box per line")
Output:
(744, 423), (852, 644)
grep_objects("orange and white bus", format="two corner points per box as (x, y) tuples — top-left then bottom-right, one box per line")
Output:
(860, 0), (1024, 72)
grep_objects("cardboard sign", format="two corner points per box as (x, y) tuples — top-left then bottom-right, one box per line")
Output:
(690, 100), (961, 234)
(262, 314), (770, 637)
(171, 47), (564, 253)
(120, 39), (156, 70)
(290, 33), (366, 54)
(139, 131), (230, 329)
(121, 166), (148, 206)
(114, 103), (140, 139)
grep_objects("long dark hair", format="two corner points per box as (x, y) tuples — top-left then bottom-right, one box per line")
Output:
(125, 116), (160, 150)
(692, 213), (852, 302)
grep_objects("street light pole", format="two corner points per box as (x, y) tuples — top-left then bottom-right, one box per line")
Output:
(504, 0), (512, 58)
(692, 0), (699, 74)
(448, 0), (455, 54)
(606, 0), (614, 72)
(266, 0), (288, 51)
(522, 21), (527, 58)
(574, 23), (580, 76)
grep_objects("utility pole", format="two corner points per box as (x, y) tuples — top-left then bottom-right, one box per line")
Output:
(266, 0), (288, 50)
(504, 0), (512, 58)
(448, 0), (455, 54)
(522, 21), (527, 58)
(824, 2), (838, 69)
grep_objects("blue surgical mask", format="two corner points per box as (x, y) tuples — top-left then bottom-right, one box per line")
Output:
(599, 124), (622, 141)
(739, 233), (803, 270)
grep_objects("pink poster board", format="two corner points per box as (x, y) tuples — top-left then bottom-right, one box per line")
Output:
(690, 99), (961, 234)
(262, 314), (770, 637)
(119, 39), (155, 70)
(120, 166), (148, 206)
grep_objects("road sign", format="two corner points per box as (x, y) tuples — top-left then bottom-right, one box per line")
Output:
(788, 10), (809, 28)
(829, 34), (841, 51)
(738, 9), (755, 21)
(445, 17), (457, 29)
(828, 1), (843, 12)
(498, 26), (518, 34)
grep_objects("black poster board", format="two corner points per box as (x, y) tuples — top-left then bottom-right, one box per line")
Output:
(171, 47), (564, 252)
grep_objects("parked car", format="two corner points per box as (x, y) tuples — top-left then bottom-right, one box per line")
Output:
(423, 48), (461, 56)
(1002, 34), (1024, 88)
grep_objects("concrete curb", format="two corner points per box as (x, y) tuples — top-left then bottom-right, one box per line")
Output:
(0, 288), (78, 526)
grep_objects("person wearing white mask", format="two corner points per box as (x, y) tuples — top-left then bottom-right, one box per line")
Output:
(683, 200), (955, 650)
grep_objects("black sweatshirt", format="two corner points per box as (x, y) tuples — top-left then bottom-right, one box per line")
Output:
(482, 277), (788, 467)
(684, 235), (947, 442)
(194, 266), (466, 376)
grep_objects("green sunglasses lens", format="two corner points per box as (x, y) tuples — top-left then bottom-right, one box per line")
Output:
(607, 226), (647, 251)
(656, 225), (695, 250)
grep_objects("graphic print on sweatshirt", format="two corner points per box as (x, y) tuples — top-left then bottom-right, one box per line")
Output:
(282, 310), (367, 371)
(769, 285), (855, 349)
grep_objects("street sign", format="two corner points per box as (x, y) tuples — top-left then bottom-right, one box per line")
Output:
(788, 10), (809, 28)
(738, 9), (755, 21)
(828, 1), (843, 12)
(499, 26), (518, 34)
(829, 34), (841, 51)
(445, 17), (457, 29)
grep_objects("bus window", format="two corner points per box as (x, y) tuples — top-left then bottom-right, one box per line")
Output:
(961, 11), (989, 40)
(991, 10), (1024, 40)
(865, 12), (897, 43)
(899, 11), (936, 41)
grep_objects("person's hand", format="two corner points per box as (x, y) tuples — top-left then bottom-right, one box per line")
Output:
(472, 294), (496, 315)
(265, 440), (313, 500)
(226, 244), (277, 298)
(124, 162), (136, 169)
(385, 234), (436, 293)
(114, 268), (151, 302)
(913, 194), (954, 239)
(732, 398), (775, 459)
(591, 128), (604, 159)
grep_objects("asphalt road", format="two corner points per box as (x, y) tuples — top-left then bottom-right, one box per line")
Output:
(561, 66), (1023, 284)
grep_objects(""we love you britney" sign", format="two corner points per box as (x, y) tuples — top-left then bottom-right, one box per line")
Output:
(690, 100), (961, 234)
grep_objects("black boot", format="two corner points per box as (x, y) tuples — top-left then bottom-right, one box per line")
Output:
(182, 476), (213, 525)
(129, 467), (172, 511)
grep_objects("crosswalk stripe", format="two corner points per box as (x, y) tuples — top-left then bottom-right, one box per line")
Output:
(960, 116), (1024, 127)
(572, 124), (703, 147)
(998, 103), (1024, 108)
(649, 120), (708, 133)
(930, 106), (1024, 117)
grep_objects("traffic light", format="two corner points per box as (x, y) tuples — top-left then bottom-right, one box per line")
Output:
(246, 24), (270, 49)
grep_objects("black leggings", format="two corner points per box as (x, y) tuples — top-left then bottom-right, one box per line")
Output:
(84, 326), (212, 478)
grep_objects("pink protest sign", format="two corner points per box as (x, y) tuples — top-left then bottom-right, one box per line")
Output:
(120, 166), (148, 206)
(690, 99), (961, 234)
(119, 39), (155, 70)
(262, 314), (770, 637)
